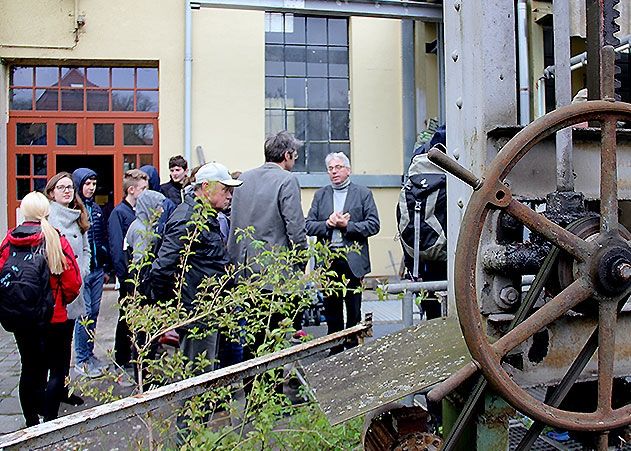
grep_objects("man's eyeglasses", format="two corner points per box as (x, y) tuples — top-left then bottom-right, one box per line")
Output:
(327, 165), (346, 172)
(55, 185), (74, 192)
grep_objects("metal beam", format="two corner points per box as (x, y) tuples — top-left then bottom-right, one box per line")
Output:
(0, 319), (372, 450)
(191, 0), (443, 21)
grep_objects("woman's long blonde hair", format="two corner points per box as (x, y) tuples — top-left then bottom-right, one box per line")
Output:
(19, 192), (67, 275)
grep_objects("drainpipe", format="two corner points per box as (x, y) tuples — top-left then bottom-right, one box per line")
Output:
(516, 0), (530, 125)
(184, 1), (193, 164)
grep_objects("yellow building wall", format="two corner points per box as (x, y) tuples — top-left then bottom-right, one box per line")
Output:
(191, 9), (265, 173)
(0, 0), (185, 179)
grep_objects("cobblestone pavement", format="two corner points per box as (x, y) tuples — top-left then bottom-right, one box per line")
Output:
(0, 285), (414, 447)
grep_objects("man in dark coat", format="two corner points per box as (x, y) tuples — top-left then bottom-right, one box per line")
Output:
(160, 155), (188, 205)
(151, 162), (242, 369)
(72, 168), (111, 376)
(306, 152), (380, 354)
(108, 169), (148, 366)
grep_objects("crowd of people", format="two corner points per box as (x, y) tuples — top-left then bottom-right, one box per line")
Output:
(0, 130), (381, 429)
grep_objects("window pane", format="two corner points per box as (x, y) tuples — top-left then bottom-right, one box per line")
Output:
(285, 15), (305, 45)
(137, 68), (158, 89)
(265, 12), (284, 43)
(293, 146), (306, 172)
(112, 68), (134, 88)
(331, 111), (350, 140)
(307, 111), (328, 140)
(287, 110), (306, 141)
(330, 142), (350, 159)
(306, 17), (327, 45)
(61, 67), (85, 87)
(17, 179), (30, 200)
(112, 90), (134, 111)
(139, 154), (153, 167)
(16, 123), (46, 145)
(123, 124), (154, 145)
(94, 124), (114, 146)
(33, 178), (47, 193)
(16, 155), (30, 176)
(328, 18), (347, 45)
(285, 46), (306, 77)
(57, 123), (77, 145)
(265, 110), (285, 136)
(35, 67), (58, 87)
(306, 142), (329, 172)
(329, 47), (349, 77)
(265, 45), (284, 76)
(307, 46), (327, 77)
(329, 79), (349, 109)
(137, 91), (159, 112)
(10, 89), (32, 110)
(61, 89), (84, 111)
(33, 155), (47, 176)
(87, 90), (109, 111)
(265, 77), (285, 109)
(10, 67), (33, 86)
(123, 154), (137, 171)
(86, 67), (109, 88)
(307, 78), (328, 108)
(35, 89), (58, 110)
(286, 78), (306, 108)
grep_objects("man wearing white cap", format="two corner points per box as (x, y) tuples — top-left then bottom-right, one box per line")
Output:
(150, 162), (242, 372)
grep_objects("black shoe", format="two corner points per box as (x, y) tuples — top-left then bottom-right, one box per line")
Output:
(61, 394), (84, 406)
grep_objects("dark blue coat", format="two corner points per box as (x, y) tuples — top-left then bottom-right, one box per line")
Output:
(108, 200), (135, 280)
(140, 165), (176, 234)
(72, 168), (110, 271)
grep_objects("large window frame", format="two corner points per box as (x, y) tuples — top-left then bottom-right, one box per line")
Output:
(265, 13), (350, 173)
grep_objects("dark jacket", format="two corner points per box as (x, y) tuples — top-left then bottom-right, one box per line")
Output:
(140, 165), (177, 232)
(72, 168), (110, 271)
(150, 194), (228, 314)
(305, 182), (380, 278)
(108, 200), (135, 280)
(160, 179), (184, 206)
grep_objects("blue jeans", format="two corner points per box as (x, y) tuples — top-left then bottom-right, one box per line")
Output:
(74, 268), (105, 364)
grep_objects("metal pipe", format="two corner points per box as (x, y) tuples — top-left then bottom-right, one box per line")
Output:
(536, 76), (546, 118)
(402, 290), (414, 327)
(184, 1), (193, 164)
(0, 319), (372, 449)
(553, 0), (574, 191)
(516, 0), (530, 125)
(437, 22), (446, 125)
(402, 19), (416, 169)
(381, 275), (534, 295)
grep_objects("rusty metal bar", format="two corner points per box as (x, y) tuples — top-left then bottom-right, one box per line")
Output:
(597, 302), (617, 414)
(427, 147), (483, 190)
(0, 317), (372, 450)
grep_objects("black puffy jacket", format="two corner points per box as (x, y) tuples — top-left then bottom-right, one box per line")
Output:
(150, 194), (228, 316)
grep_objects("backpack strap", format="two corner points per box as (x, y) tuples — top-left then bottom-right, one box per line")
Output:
(412, 200), (422, 279)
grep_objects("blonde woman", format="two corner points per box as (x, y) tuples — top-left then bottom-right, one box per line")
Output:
(0, 192), (81, 426)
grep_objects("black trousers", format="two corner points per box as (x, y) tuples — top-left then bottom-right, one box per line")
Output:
(14, 329), (46, 426)
(114, 284), (133, 366)
(324, 258), (362, 355)
(43, 320), (73, 420)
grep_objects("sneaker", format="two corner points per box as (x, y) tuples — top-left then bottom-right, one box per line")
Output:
(89, 355), (109, 370)
(74, 361), (105, 379)
(291, 330), (308, 343)
(61, 393), (84, 406)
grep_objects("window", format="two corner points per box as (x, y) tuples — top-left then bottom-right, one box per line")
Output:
(265, 13), (350, 173)
(9, 66), (159, 112)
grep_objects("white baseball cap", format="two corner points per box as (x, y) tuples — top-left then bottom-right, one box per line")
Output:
(195, 162), (243, 187)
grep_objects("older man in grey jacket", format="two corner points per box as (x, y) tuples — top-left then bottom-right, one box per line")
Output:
(228, 131), (307, 389)
(306, 152), (380, 354)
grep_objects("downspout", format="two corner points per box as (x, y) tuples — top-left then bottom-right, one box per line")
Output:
(184, 1), (193, 164)
(517, 0), (530, 124)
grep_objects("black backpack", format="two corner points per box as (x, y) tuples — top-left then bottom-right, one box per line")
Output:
(0, 243), (54, 332)
(396, 145), (447, 279)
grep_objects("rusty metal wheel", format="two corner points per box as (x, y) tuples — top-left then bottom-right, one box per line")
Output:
(454, 100), (631, 432)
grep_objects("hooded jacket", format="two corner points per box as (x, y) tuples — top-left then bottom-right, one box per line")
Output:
(48, 201), (90, 319)
(0, 223), (82, 323)
(72, 168), (110, 272)
(125, 190), (166, 263)
(108, 199), (135, 282)
(140, 165), (176, 232)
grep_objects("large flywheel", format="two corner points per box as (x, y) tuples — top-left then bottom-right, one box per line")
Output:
(429, 99), (631, 433)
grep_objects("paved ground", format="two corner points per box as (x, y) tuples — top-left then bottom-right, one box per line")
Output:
(0, 284), (418, 447)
